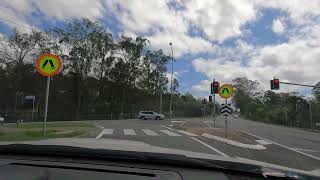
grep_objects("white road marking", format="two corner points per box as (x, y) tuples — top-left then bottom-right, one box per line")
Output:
(242, 130), (320, 161)
(160, 125), (175, 131)
(96, 129), (105, 139)
(102, 129), (114, 135)
(190, 137), (230, 158)
(160, 130), (181, 136)
(291, 148), (318, 153)
(204, 121), (213, 128)
(171, 120), (183, 123)
(123, 129), (136, 135)
(142, 129), (159, 136)
(255, 140), (272, 145)
(177, 130), (198, 137)
(96, 125), (105, 129)
(180, 121), (187, 126)
(96, 128), (113, 138)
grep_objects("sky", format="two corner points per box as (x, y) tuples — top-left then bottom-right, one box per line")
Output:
(1, 0), (320, 102)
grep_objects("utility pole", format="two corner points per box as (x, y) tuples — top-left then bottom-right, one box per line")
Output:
(309, 102), (313, 131)
(169, 42), (174, 120)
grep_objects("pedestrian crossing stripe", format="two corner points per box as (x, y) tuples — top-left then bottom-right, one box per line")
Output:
(142, 129), (159, 136)
(97, 128), (200, 138)
(160, 130), (181, 136)
(123, 129), (136, 135)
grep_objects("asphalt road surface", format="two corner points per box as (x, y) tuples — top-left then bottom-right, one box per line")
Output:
(93, 118), (320, 171)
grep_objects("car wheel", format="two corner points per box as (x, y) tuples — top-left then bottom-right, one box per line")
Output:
(155, 116), (160, 120)
(140, 116), (146, 120)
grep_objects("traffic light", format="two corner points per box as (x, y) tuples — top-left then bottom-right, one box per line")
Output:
(202, 98), (207, 104)
(209, 95), (212, 102)
(270, 78), (280, 90)
(211, 81), (220, 94)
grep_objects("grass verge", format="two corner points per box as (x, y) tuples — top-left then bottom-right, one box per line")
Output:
(0, 122), (97, 141)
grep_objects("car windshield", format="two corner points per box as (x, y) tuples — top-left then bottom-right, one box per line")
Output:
(1, 0), (320, 174)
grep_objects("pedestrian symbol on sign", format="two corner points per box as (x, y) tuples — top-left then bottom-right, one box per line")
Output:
(218, 84), (234, 99)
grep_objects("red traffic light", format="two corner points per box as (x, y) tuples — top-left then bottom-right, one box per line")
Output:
(270, 78), (280, 90)
(211, 81), (220, 94)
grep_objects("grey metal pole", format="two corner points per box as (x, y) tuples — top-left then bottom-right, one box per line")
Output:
(159, 90), (162, 114)
(43, 76), (50, 136)
(213, 78), (216, 128)
(31, 97), (35, 121)
(309, 102), (313, 131)
(169, 42), (173, 120)
(225, 99), (228, 138)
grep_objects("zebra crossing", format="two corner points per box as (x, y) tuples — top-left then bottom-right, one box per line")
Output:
(96, 128), (198, 138)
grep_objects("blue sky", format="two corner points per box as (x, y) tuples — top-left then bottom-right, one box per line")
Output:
(1, 0), (320, 101)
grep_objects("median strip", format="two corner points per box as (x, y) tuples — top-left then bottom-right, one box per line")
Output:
(202, 133), (266, 150)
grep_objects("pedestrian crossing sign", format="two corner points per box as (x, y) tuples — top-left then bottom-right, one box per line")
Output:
(218, 84), (234, 99)
(36, 53), (62, 76)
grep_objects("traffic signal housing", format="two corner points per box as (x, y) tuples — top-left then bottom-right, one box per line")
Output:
(202, 98), (207, 104)
(211, 81), (220, 94)
(270, 78), (280, 90)
(209, 95), (212, 102)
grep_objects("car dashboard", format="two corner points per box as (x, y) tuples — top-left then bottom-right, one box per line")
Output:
(0, 154), (293, 180)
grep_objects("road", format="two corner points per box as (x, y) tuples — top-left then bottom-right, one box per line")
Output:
(93, 118), (320, 171)
(214, 116), (320, 159)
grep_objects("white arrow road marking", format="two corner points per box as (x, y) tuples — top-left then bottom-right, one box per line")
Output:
(123, 129), (136, 135)
(142, 129), (159, 136)
(160, 130), (181, 136)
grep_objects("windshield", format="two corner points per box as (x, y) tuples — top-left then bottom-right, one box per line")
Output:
(1, 0), (320, 174)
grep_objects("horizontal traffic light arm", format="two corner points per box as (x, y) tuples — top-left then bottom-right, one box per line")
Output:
(279, 81), (319, 88)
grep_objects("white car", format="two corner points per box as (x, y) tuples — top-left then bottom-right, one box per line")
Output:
(234, 114), (239, 118)
(0, 116), (4, 123)
(138, 111), (165, 120)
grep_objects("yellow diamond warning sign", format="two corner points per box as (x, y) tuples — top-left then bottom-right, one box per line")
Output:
(36, 53), (62, 76)
(218, 84), (234, 99)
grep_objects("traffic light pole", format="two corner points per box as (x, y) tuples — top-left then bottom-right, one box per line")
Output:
(213, 78), (216, 128)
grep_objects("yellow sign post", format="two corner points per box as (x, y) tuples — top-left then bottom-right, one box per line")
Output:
(218, 84), (234, 138)
(35, 53), (62, 136)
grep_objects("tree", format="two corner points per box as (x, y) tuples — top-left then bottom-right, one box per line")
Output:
(140, 49), (170, 95)
(0, 29), (47, 113)
(312, 82), (320, 102)
(172, 78), (179, 94)
(231, 77), (262, 116)
(52, 18), (114, 120)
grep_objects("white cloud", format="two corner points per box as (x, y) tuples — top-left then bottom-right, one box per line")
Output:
(182, 0), (258, 42)
(33, 0), (104, 21)
(272, 18), (285, 34)
(260, 0), (320, 25)
(191, 26), (320, 95)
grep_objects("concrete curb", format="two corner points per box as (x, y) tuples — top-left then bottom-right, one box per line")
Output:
(202, 133), (266, 150)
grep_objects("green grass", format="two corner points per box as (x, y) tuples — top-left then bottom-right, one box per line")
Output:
(0, 121), (97, 141)
(0, 129), (88, 141)
(3, 122), (95, 129)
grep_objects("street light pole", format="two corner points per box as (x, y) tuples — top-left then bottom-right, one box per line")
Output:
(169, 42), (174, 120)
